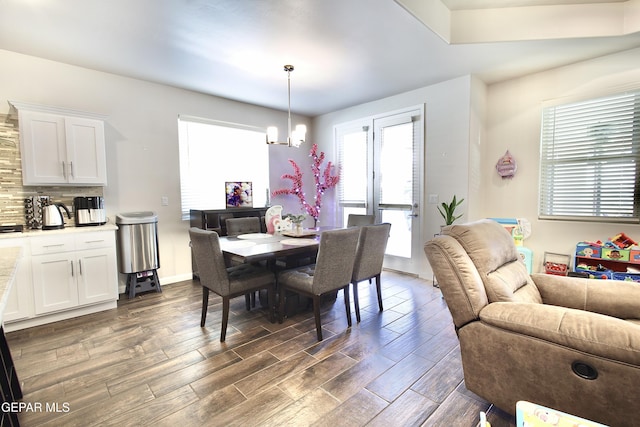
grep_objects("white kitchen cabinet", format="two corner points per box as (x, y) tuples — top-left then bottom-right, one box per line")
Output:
(9, 101), (107, 186)
(30, 231), (118, 316)
(76, 248), (117, 305)
(31, 251), (78, 314)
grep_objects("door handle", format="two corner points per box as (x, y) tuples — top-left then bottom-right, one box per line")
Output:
(70, 260), (74, 277)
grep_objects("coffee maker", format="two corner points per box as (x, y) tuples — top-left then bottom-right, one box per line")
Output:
(73, 196), (106, 226)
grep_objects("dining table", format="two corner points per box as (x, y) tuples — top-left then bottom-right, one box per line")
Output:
(218, 227), (340, 316)
(218, 229), (322, 266)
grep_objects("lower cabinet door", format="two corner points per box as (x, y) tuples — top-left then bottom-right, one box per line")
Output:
(76, 248), (118, 305)
(32, 253), (79, 314)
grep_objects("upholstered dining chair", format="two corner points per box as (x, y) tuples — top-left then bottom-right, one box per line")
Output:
(225, 217), (261, 236)
(277, 227), (360, 341)
(221, 216), (263, 308)
(351, 223), (391, 322)
(188, 228), (275, 342)
(347, 214), (375, 227)
(424, 219), (640, 426)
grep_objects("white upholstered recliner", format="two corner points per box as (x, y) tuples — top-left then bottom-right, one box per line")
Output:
(424, 219), (640, 426)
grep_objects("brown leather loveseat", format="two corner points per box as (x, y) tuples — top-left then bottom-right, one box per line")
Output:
(424, 219), (640, 426)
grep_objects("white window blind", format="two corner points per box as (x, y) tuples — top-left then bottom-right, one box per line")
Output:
(336, 123), (369, 209)
(539, 90), (640, 222)
(335, 122), (370, 227)
(178, 117), (269, 219)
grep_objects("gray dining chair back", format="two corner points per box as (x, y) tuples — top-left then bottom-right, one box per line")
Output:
(278, 227), (360, 341)
(351, 223), (391, 322)
(189, 227), (275, 341)
(217, 213), (234, 235)
(347, 214), (375, 227)
(226, 217), (261, 236)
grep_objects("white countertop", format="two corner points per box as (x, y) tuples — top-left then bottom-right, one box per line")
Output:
(0, 223), (118, 240)
(0, 246), (21, 324)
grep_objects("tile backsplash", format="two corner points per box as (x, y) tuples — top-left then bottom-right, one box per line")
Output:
(0, 115), (103, 226)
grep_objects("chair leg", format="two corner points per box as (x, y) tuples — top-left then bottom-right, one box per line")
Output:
(352, 281), (361, 323)
(245, 293), (251, 311)
(267, 285), (275, 323)
(375, 274), (383, 312)
(221, 296), (230, 342)
(200, 287), (209, 327)
(343, 286), (352, 327)
(278, 287), (286, 324)
(313, 295), (323, 341)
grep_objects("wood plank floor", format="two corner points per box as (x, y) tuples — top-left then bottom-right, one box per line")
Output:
(7, 271), (516, 427)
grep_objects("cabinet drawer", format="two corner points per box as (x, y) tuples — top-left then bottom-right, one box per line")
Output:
(30, 235), (76, 255)
(74, 231), (114, 250)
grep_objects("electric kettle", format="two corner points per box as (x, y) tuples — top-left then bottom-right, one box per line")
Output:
(42, 204), (71, 230)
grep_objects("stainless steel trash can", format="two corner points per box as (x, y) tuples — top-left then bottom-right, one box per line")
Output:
(116, 211), (161, 298)
(116, 211), (160, 273)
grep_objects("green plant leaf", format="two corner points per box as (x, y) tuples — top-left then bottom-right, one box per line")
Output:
(437, 195), (464, 225)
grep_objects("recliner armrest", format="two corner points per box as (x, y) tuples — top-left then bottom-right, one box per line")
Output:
(480, 302), (640, 365)
(531, 273), (640, 321)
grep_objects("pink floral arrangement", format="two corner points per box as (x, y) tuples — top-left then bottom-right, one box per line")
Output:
(272, 144), (340, 225)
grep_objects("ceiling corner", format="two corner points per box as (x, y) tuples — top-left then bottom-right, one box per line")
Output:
(393, 0), (453, 43)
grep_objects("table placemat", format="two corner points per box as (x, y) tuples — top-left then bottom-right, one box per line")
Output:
(280, 238), (318, 246)
(237, 233), (272, 240)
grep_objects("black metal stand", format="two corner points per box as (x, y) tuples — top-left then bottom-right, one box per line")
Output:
(126, 269), (161, 298)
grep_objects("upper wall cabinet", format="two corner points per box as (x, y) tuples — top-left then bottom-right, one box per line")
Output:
(9, 101), (108, 186)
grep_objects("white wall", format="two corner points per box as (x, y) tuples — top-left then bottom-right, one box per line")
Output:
(0, 49), (311, 285)
(312, 75), (478, 278)
(482, 47), (640, 272)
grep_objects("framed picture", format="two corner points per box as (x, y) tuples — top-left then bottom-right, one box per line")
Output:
(225, 181), (253, 208)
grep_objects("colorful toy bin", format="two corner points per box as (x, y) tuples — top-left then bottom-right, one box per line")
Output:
(544, 252), (570, 276)
(601, 248), (630, 262)
(576, 243), (601, 258)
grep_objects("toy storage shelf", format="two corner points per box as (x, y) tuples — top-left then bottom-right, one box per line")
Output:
(574, 243), (640, 281)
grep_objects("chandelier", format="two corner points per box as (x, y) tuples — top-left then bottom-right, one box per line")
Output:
(266, 65), (306, 147)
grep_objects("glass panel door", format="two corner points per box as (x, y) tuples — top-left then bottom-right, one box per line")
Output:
(374, 109), (423, 274)
(335, 106), (424, 275)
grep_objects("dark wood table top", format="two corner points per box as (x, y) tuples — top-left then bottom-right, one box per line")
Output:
(219, 231), (320, 264)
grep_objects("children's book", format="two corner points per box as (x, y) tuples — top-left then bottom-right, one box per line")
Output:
(516, 401), (607, 427)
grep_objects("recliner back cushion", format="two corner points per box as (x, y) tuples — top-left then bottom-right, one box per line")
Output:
(444, 220), (542, 304)
(425, 235), (488, 328)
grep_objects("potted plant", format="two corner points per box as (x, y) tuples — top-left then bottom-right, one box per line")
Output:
(283, 213), (306, 233)
(438, 195), (464, 226)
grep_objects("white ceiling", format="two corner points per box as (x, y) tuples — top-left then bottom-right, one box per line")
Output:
(1, 0), (639, 116)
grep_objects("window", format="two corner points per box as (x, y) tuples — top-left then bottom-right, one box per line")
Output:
(335, 122), (370, 226)
(539, 90), (640, 222)
(178, 116), (269, 219)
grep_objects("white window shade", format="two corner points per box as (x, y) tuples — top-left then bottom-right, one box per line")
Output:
(336, 124), (369, 209)
(539, 91), (640, 222)
(178, 117), (269, 219)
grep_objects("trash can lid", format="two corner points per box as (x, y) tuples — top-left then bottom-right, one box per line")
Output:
(116, 211), (158, 225)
